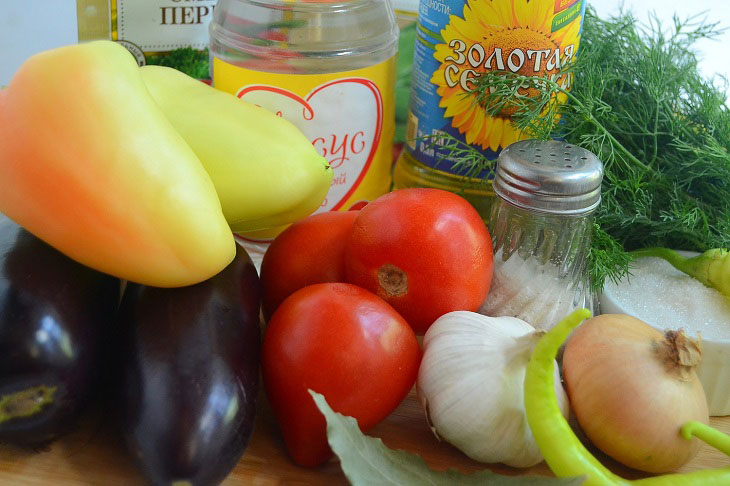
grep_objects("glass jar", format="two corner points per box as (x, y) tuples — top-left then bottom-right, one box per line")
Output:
(479, 139), (603, 330)
(209, 0), (399, 267)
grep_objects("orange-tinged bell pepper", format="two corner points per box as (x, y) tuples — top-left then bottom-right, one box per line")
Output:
(0, 41), (235, 287)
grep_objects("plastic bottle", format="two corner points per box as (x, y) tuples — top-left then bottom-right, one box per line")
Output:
(209, 0), (399, 267)
(393, 0), (587, 219)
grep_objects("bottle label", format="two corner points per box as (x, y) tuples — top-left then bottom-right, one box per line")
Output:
(406, 0), (585, 175)
(213, 56), (396, 240)
(77, 0), (217, 58)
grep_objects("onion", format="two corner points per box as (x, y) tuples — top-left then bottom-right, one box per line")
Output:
(562, 313), (709, 473)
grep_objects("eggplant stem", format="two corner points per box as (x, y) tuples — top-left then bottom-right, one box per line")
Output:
(681, 421), (730, 456)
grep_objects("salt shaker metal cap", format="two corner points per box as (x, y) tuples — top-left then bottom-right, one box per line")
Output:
(493, 139), (603, 215)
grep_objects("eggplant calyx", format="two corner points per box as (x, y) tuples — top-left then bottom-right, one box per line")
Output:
(0, 385), (58, 424)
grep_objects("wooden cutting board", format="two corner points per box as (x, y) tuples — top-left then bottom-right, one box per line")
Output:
(1, 388), (728, 485)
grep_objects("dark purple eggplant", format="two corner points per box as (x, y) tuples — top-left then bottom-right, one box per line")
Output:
(0, 214), (120, 445)
(119, 243), (261, 486)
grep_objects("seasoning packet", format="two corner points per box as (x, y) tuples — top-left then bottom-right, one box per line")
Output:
(76, 0), (217, 77)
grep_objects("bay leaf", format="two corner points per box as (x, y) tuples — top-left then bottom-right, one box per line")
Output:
(310, 390), (584, 486)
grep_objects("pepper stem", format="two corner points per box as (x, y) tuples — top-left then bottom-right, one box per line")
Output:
(681, 421), (730, 457)
(631, 247), (691, 274)
(0, 385), (57, 424)
(631, 247), (730, 298)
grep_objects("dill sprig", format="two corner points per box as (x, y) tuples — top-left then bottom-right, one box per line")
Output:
(445, 7), (730, 292)
(147, 47), (210, 80)
(426, 134), (498, 182)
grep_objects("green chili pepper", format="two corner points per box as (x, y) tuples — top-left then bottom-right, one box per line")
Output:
(681, 421), (730, 457)
(524, 309), (629, 486)
(632, 247), (730, 298)
(524, 308), (730, 486)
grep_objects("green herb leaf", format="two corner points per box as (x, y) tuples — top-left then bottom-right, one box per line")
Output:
(146, 47), (210, 80)
(588, 224), (634, 293)
(310, 390), (585, 486)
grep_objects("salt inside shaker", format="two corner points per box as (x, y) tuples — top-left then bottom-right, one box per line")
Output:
(480, 139), (604, 330)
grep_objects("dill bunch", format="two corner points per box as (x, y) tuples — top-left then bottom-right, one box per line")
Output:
(147, 47), (210, 80)
(455, 8), (730, 292)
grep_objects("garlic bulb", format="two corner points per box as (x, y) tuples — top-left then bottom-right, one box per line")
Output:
(417, 311), (569, 468)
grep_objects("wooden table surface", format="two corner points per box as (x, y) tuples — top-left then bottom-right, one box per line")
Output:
(1, 387), (728, 485)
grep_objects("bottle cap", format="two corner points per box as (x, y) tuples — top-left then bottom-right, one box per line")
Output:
(493, 139), (603, 215)
(211, 0), (398, 71)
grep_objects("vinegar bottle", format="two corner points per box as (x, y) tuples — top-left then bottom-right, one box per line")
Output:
(209, 0), (399, 268)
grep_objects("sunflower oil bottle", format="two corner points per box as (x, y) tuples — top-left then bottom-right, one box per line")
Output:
(393, 0), (587, 219)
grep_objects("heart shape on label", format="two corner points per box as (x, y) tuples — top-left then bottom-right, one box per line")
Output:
(237, 78), (383, 212)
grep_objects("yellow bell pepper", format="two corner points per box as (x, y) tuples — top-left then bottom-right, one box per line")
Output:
(140, 65), (333, 233)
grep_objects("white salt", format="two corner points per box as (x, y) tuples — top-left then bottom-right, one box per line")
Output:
(479, 250), (584, 331)
(602, 256), (730, 341)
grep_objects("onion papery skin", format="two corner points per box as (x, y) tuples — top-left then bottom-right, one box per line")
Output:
(563, 314), (709, 473)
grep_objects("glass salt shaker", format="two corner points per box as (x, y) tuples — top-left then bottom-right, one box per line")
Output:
(479, 139), (604, 331)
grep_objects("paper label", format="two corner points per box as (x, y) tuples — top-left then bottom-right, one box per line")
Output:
(116, 0), (217, 51)
(213, 56), (396, 239)
(76, 0), (217, 53)
(406, 0), (585, 175)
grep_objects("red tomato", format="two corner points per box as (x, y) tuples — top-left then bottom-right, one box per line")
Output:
(262, 283), (420, 466)
(259, 211), (358, 318)
(347, 200), (369, 211)
(345, 188), (493, 334)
